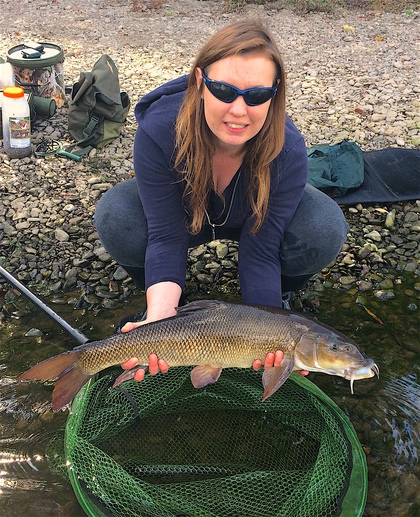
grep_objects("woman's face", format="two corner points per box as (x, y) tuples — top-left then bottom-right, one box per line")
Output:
(195, 54), (276, 154)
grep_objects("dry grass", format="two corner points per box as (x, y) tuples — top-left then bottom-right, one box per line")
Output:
(131, 0), (419, 14)
(226, 0), (419, 12)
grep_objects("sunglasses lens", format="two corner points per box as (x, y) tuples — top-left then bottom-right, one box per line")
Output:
(203, 72), (276, 106)
(209, 82), (236, 102)
(245, 89), (275, 106)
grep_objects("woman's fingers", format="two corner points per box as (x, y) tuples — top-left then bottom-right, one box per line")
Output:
(121, 354), (169, 380)
(297, 369), (309, 376)
(148, 353), (159, 375)
(158, 358), (169, 374)
(121, 357), (139, 370)
(253, 350), (284, 371)
(121, 321), (144, 333)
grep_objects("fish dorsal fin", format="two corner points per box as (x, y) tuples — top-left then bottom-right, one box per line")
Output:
(262, 353), (294, 401)
(176, 300), (227, 318)
(190, 364), (223, 388)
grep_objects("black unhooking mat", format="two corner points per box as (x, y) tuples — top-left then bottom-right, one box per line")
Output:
(334, 148), (420, 205)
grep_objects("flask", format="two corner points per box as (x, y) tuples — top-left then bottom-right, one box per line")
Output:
(2, 86), (31, 158)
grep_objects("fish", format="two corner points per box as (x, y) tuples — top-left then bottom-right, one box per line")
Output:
(19, 300), (379, 411)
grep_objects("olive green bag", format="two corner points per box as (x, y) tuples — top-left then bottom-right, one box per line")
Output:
(68, 54), (130, 153)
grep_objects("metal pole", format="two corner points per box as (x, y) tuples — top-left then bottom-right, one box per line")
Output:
(0, 265), (88, 345)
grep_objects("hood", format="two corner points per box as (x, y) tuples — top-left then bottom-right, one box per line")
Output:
(135, 74), (189, 123)
(133, 75), (189, 158)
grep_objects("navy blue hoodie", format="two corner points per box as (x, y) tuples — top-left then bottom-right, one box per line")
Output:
(134, 75), (308, 308)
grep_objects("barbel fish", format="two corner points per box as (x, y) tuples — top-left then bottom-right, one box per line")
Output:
(19, 300), (379, 410)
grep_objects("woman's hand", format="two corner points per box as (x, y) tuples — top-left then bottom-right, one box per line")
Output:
(121, 353), (169, 382)
(119, 281), (181, 380)
(253, 350), (309, 377)
(119, 317), (171, 382)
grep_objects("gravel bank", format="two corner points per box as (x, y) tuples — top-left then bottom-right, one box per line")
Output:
(0, 0), (419, 313)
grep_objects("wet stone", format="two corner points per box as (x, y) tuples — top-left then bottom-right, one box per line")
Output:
(113, 266), (129, 281)
(365, 230), (382, 242)
(339, 276), (357, 286)
(83, 294), (101, 305)
(378, 278), (394, 290)
(374, 290), (396, 301)
(95, 287), (119, 299)
(65, 267), (79, 279)
(101, 298), (119, 309)
(189, 245), (207, 258)
(89, 272), (103, 281)
(215, 243), (229, 259)
(196, 273), (213, 285)
(25, 328), (44, 337)
(358, 280), (373, 292)
(63, 277), (78, 290)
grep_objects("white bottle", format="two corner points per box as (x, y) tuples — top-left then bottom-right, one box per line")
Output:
(2, 86), (31, 159)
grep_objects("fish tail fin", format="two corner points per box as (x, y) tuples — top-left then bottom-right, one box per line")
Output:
(19, 351), (91, 410)
(19, 351), (80, 381)
(52, 364), (92, 411)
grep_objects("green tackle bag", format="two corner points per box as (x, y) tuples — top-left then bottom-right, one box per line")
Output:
(68, 54), (130, 152)
(307, 141), (364, 197)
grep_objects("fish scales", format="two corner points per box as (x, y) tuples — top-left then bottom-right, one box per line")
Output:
(78, 303), (308, 374)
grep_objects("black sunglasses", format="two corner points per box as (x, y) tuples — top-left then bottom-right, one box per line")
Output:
(201, 71), (278, 107)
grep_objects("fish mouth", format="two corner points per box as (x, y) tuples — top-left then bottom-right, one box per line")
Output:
(344, 362), (380, 394)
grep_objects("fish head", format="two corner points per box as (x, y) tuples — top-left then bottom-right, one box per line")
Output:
(294, 330), (379, 393)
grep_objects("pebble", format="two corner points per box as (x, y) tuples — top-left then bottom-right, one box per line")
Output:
(0, 0), (419, 312)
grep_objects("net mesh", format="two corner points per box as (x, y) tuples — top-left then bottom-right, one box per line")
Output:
(49, 368), (367, 517)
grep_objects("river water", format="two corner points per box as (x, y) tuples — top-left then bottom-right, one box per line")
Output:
(0, 275), (418, 516)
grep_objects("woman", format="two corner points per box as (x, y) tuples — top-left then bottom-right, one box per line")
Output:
(95, 19), (349, 380)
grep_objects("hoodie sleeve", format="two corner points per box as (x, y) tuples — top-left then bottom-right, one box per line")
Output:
(133, 76), (190, 291)
(238, 122), (308, 308)
(133, 126), (190, 291)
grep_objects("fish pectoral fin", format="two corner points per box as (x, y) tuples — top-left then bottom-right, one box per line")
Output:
(190, 365), (223, 389)
(113, 366), (148, 388)
(262, 353), (294, 401)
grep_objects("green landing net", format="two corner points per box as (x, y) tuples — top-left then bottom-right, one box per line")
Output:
(51, 368), (368, 517)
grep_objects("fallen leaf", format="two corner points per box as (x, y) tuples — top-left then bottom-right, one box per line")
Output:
(376, 36), (383, 41)
(363, 306), (384, 325)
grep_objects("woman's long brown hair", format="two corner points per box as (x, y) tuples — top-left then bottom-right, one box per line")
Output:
(175, 19), (286, 234)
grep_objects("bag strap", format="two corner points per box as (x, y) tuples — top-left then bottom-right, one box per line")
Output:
(64, 144), (93, 157)
(77, 113), (103, 147)
(65, 113), (102, 156)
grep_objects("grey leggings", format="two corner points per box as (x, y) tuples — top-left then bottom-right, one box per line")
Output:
(94, 179), (349, 292)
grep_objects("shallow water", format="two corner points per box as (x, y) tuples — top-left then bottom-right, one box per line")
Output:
(0, 276), (418, 516)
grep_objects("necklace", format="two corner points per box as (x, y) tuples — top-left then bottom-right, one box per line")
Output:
(204, 169), (242, 241)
